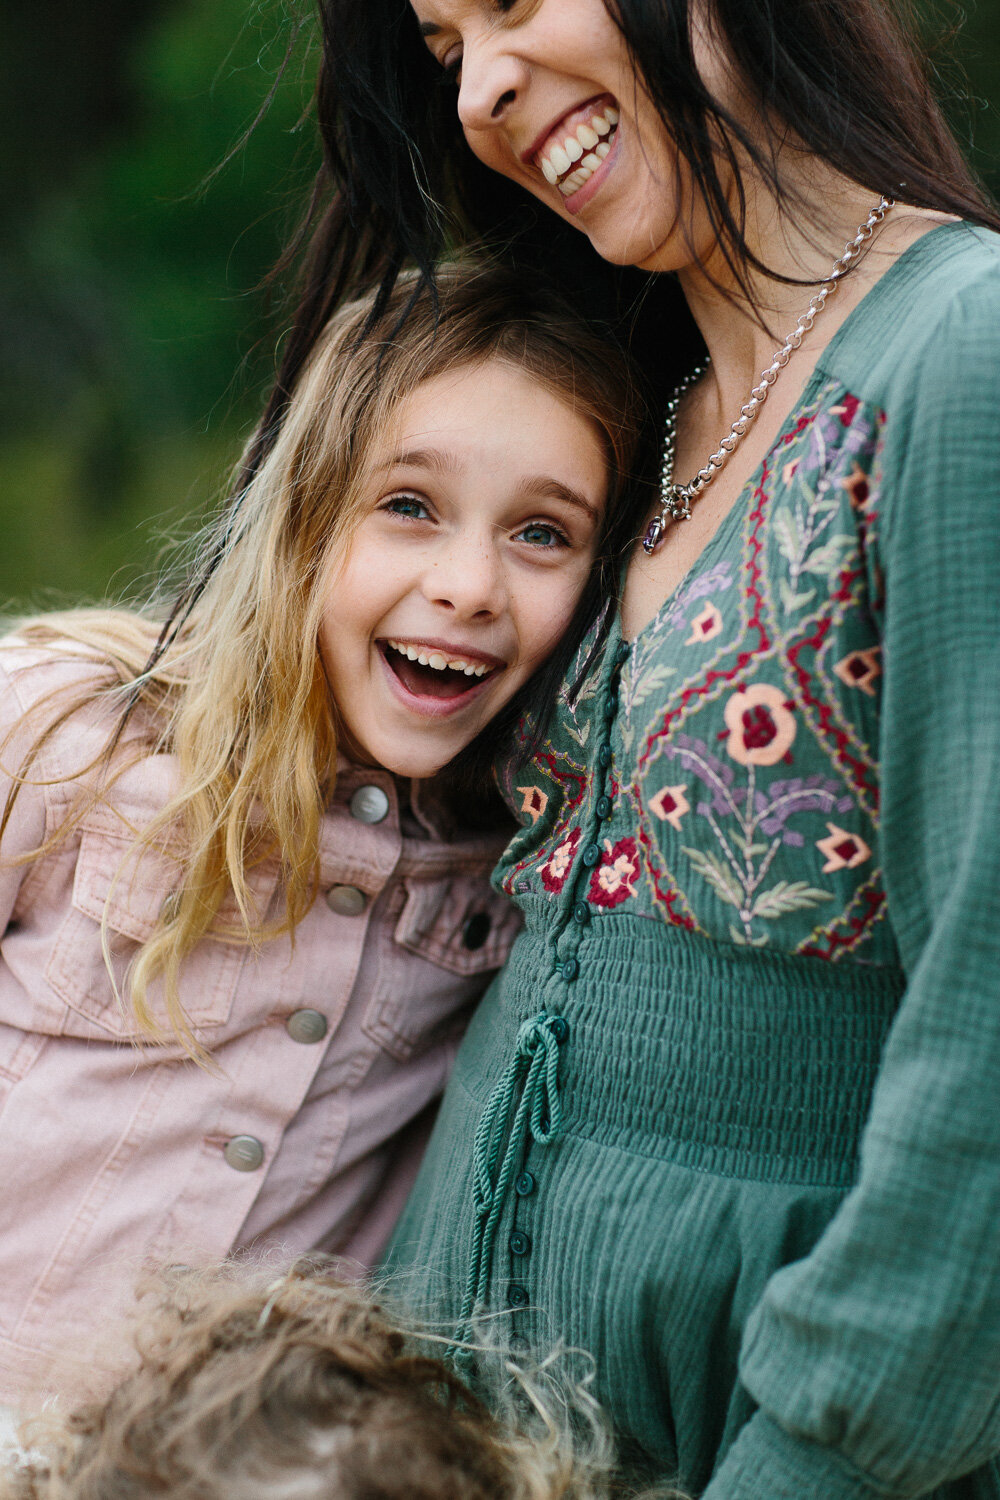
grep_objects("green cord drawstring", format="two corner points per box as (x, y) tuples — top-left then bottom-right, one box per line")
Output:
(450, 1013), (565, 1356)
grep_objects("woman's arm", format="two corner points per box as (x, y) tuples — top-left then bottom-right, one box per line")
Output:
(704, 265), (1000, 1499)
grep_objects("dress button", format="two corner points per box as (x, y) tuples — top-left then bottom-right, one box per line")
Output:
(515, 1171), (536, 1197)
(616, 641), (631, 664)
(508, 1283), (529, 1309)
(509, 1230), (532, 1257)
(597, 742), (613, 767)
(573, 901), (590, 925)
(560, 957), (579, 982)
(596, 795), (612, 820)
(581, 842), (601, 868)
(349, 785), (390, 824)
(325, 884), (367, 917)
(604, 694), (618, 718)
(223, 1136), (265, 1172)
(548, 1016), (570, 1044)
(285, 1009), (328, 1045)
(462, 912), (491, 950)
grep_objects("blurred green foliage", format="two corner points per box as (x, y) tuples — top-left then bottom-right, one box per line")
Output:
(0, 0), (997, 612)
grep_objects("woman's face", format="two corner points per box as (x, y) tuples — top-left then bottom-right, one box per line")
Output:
(411, 0), (724, 271)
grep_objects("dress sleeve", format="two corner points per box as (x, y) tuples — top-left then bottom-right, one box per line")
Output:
(704, 273), (1000, 1498)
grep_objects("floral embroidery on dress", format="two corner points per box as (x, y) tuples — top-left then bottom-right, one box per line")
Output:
(540, 828), (581, 894)
(494, 378), (895, 965)
(588, 838), (640, 907)
(722, 684), (796, 767)
(517, 786), (549, 823)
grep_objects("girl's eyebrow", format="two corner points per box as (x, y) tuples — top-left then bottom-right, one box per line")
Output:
(378, 452), (601, 521)
(520, 480), (601, 524)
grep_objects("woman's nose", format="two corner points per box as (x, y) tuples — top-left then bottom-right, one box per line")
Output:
(456, 38), (526, 134)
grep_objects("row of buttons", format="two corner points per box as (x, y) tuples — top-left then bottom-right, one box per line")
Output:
(506, 640), (629, 1315)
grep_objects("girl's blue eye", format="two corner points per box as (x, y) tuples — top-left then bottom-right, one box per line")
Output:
(385, 494), (429, 520)
(519, 523), (566, 548)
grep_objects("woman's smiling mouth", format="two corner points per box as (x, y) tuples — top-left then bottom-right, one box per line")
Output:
(530, 96), (619, 199)
(379, 638), (504, 714)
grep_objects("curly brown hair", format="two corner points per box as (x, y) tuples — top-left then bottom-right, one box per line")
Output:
(1, 1264), (675, 1500)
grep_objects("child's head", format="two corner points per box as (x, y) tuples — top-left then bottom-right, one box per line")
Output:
(221, 261), (643, 778)
(1, 1265), (652, 1500)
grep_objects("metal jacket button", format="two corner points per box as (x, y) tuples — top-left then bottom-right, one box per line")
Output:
(285, 1009), (328, 1045)
(462, 912), (491, 950)
(509, 1230), (532, 1257)
(581, 842), (600, 868)
(326, 884), (367, 916)
(508, 1282), (529, 1308)
(224, 1136), (264, 1172)
(515, 1172), (536, 1196)
(349, 785), (390, 824)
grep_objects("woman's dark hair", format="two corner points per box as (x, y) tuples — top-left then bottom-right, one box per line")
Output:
(268, 0), (999, 413)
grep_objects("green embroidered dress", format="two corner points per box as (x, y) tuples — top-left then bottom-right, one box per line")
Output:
(387, 224), (1000, 1499)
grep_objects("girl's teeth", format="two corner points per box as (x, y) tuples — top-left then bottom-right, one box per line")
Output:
(605, 105), (619, 124)
(549, 144), (571, 175)
(581, 152), (601, 171)
(564, 136), (583, 163)
(578, 124), (599, 149)
(541, 158), (559, 185)
(592, 114), (612, 136)
(387, 641), (490, 677)
(595, 140), (610, 160)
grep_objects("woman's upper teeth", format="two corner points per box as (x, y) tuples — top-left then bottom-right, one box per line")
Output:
(538, 106), (618, 191)
(387, 640), (491, 676)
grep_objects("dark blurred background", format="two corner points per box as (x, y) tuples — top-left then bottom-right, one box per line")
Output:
(1, 0), (998, 610)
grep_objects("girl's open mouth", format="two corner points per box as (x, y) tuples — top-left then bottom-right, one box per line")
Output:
(534, 95), (619, 200)
(378, 639), (501, 709)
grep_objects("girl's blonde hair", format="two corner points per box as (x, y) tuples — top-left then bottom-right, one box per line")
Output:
(0, 1263), (677, 1500)
(1, 262), (643, 1060)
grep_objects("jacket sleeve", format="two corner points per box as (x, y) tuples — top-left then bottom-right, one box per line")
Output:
(0, 654), (55, 935)
(704, 274), (1000, 1497)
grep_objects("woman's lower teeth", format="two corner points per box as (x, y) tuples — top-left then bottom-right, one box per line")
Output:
(557, 141), (611, 196)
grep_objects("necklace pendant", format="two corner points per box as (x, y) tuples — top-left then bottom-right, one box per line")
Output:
(665, 485), (692, 523)
(642, 514), (666, 555)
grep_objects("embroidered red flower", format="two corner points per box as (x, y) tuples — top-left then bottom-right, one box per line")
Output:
(686, 601), (723, 645)
(649, 784), (690, 831)
(540, 827), (581, 893)
(832, 392), (861, 428)
(588, 837), (641, 908)
(723, 684), (797, 767)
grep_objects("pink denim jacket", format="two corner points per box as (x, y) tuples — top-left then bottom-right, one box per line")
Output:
(0, 644), (519, 1403)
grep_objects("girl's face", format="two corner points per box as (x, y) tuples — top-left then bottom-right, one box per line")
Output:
(410, 0), (722, 271)
(318, 358), (608, 778)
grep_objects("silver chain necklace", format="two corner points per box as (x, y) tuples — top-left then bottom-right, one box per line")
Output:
(641, 195), (895, 555)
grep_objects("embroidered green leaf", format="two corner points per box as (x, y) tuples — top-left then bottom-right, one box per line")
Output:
(564, 721), (590, 749)
(729, 923), (769, 948)
(746, 843), (769, 856)
(631, 663), (676, 708)
(682, 846), (744, 908)
(803, 535), (855, 576)
(773, 509), (802, 565)
(779, 578), (816, 613)
(750, 881), (833, 919)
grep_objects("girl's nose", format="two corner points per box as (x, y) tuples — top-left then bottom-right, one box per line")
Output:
(456, 38), (526, 134)
(423, 538), (507, 620)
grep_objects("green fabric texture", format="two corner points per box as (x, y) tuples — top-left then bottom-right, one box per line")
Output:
(386, 223), (1000, 1498)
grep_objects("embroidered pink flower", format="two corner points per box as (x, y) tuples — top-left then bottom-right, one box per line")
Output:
(686, 601), (723, 646)
(649, 784), (690, 832)
(517, 785), (549, 824)
(588, 837), (640, 907)
(833, 648), (881, 697)
(723, 684), (797, 767)
(540, 827), (581, 893)
(816, 822), (871, 874)
(843, 464), (871, 510)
